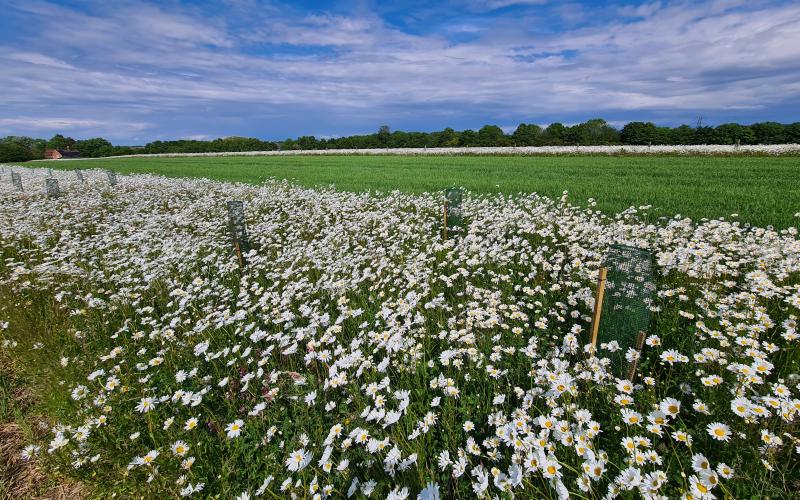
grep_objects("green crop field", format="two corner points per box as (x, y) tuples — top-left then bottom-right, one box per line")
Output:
(37, 154), (800, 228)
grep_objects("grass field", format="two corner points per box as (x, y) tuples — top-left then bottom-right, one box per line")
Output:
(36, 154), (800, 228)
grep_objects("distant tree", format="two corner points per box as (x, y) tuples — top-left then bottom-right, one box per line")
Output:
(377, 125), (391, 147)
(654, 127), (675, 145)
(750, 122), (785, 144)
(25, 137), (45, 155)
(458, 129), (478, 147)
(113, 146), (137, 155)
(46, 134), (76, 150)
(542, 123), (567, 145)
(10, 135), (45, 153)
(399, 132), (426, 148)
(693, 125), (715, 145)
(296, 136), (319, 150)
(785, 122), (800, 143)
(0, 141), (33, 162)
(74, 137), (113, 157)
(143, 141), (165, 154)
(0, 136), (43, 161)
(434, 127), (460, 147)
(17, 136), (46, 156)
(574, 118), (620, 145)
(386, 131), (407, 148)
(670, 125), (696, 145)
(620, 122), (653, 145)
(95, 145), (119, 156)
(621, 122), (670, 145)
(476, 125), (506, 146)
(711, 124), (755, 145)
(511, 123), (542, 146)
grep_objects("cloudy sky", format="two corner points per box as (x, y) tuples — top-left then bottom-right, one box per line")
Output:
(1, 0), (799, 144)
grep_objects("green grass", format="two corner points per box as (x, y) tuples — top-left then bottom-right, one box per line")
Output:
(36, 154), (800, 228)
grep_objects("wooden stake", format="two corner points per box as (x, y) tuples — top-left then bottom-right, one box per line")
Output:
(590, 267), (608, 348)
(625, 330), (647, 381)
(442, 201), (448, 240)
(233, 240), (244, 269)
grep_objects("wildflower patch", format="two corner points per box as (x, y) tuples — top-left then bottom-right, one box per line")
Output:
(0, 169), (798, 499)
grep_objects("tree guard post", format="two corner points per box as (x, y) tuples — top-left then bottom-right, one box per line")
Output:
(626, 330), (647, 381)
(590, 266), (608, 348)
(442, 200), (448, 240)
(226, 200), (250, 269)
(233, 239), (244, 269)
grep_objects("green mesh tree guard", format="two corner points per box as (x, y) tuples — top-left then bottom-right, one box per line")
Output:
(45, 178), (60, 198)
(226, 200), (250, 252)
(444, 187), (464, 236)
(11, 172), (23, 191)
(598, 244), (655, 375)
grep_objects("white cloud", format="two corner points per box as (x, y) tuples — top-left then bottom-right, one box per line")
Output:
(618, 1), (662, 18)
(0, 117), (151, 138)
(6, 52), (76, 69)
(1, 0), (799, 140)
(0, 118), (104, 129)
(463, 0), (550, 11)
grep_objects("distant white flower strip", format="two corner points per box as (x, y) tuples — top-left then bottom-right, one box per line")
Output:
(22, 143), (800, 160)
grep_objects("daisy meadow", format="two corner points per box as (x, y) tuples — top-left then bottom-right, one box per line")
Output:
(0, 168), (798, 498)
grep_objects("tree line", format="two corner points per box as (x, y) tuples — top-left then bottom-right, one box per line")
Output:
(2, 119), (800, 162)
(0, 135), (278, 162)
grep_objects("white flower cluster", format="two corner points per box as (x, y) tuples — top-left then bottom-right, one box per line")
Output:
(1, 167), (799, 499)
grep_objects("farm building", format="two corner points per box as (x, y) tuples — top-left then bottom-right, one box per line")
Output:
(44, 148), (81, 159)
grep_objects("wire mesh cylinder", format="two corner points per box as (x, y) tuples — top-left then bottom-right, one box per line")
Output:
(46, 178), (61, 198)
(11, 172), (23, 191)
(597, 244), (655, 375)
(444, 187), (464, 236)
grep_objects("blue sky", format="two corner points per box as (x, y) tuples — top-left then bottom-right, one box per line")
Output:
(1, 0), (799, 144)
